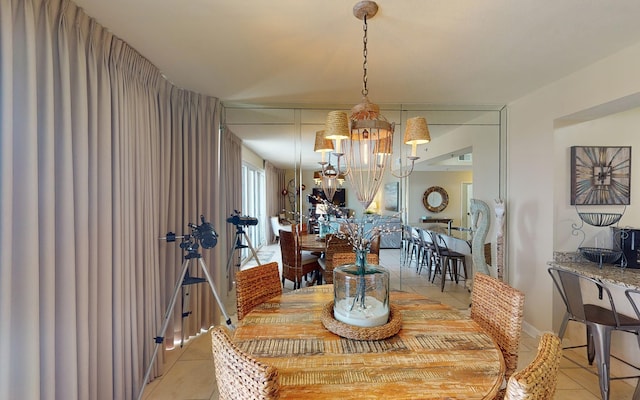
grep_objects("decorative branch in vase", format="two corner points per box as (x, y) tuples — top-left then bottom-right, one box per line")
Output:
(319, 199), (399, 328)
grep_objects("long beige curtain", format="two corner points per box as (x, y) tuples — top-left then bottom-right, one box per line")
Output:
(221, 126), (243, 290)
(0, 1), (227, 399)
(265, 161), (286, 243)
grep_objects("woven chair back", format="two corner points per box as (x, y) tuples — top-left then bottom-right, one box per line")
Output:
(323, 234), (352, 283)
(332, 252), (379, 269)
(235, 262), (282, 320)
(210, 326), (279, 400)
(279, 229), (320, 288)
(505, 333), (562, 400)
(279, 229), (299, 267)
(471, 272), (525, 381)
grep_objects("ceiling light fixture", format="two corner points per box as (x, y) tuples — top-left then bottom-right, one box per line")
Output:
(319, 1), (431, 209)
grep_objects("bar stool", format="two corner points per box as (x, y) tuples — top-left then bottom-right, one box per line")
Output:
(427, 231), (467, 290)
(406, 226), (422, 268)
(416, 228), (435, 278)
(548, 267), (640, 400)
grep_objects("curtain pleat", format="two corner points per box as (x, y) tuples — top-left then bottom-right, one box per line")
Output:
(0, 0), (225, 398)
(221, 127), (243, 290)
(265, 161), (286, 243)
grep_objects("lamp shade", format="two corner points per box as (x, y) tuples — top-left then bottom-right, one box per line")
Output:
(403, 117), (431, 145)
(325, 111), (350, 140)
(314, 130), (334, 152)
(374, 136), (392, 155)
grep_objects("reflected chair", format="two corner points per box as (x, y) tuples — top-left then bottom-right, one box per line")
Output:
(504, 333), (562, 400)
(416, 228), (435, 278)
(331, 251), (379, 271)
(401, 224), (413, 265)
(436, 231), (468, 285)
(210, 326), (279, 400)
(279, 229), (321, 289)
(269, 216), (291, 243)
(370, 231), (380, 256)
(292, 223), (308, 235)
(548, 267), (640, 400)
(235, 262), (282, 320)
(471, 272), (525, 398)
(427, 230), (467, 291)
(406, 226), (422, 267)
(319, 234), (352, 284)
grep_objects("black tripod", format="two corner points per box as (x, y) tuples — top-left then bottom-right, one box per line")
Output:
(137, 238), (233, 400)
(225, 224), (261, 273)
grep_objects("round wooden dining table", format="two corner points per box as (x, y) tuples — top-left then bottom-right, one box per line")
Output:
(298, 233), (327, 253)
(233, 285), (505, 399)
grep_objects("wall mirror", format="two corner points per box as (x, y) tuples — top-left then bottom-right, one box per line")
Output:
(222, 103), (506, 243)
(423, 186), (449, 213)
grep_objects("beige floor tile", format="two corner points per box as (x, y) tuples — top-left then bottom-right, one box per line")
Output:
(144, 359), (215, 400)
(554, 388), (600, 400)
(556, 370), (585, 390)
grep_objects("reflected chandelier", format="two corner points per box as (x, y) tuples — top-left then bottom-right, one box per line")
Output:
(320, 1), (431, 209)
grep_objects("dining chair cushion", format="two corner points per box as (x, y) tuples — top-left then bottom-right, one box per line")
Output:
(301, 251), (320, 264)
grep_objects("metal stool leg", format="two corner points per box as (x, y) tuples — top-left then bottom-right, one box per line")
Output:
(591, 324), (613, 400)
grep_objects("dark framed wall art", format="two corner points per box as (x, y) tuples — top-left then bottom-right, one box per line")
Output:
(570, 146), (631, 205)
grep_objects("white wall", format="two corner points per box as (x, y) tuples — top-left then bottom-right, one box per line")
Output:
(555, 107), (640, 252)
(508, 41), (640, 334)
(241, 144), (264, 169)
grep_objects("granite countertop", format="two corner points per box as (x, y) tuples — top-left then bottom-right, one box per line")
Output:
(549, 251), (640, 289)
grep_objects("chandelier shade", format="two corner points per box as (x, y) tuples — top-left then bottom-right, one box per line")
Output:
(403, 117), (431, 158)
(314, 130), (334, 153)
(324, 111), (350, 154)
(313, 170), (323, 185)
(314, 130), (334, 165)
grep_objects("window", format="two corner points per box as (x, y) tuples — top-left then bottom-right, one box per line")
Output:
(241, 163), (266, 261)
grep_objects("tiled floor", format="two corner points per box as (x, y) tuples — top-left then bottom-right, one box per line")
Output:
(140, 245), (638, 399)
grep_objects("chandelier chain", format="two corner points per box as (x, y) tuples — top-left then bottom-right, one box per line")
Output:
(362, 15), (368, 97)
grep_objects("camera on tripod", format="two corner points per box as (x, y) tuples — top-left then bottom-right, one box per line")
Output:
(161, 215), (218, 251)
(226, 210), (258, 227)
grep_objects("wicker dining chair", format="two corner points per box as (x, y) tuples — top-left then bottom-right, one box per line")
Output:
(320, 234), (353, 284)
(210, 326), (280, 400)
(470, 272), (525, 399)
(235, 262), (282, 320)
(331, 251), (379, 270)
(279, 229), (321, 289)
(504, 333), (562, 400)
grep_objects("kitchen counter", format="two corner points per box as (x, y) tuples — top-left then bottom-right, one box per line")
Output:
(549, 251), (640, 289)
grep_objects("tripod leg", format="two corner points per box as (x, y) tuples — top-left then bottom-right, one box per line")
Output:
(225, 233), (239, 274)
(137, 258), (191, 400)
(197, 257), (235, 329)
(242, 231), (261, 265)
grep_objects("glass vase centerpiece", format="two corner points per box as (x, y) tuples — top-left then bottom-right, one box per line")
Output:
(329, 210), (393, 328)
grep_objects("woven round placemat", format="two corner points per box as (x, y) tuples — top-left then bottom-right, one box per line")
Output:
(321, 301), (402, 340)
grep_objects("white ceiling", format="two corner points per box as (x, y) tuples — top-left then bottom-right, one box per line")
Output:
(73, 0), (640, 169)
